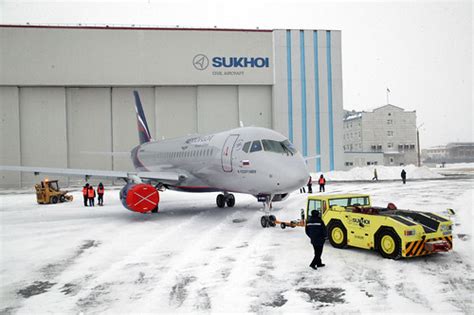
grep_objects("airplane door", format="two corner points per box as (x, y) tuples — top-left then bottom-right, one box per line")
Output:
(221, 134), (239, 172)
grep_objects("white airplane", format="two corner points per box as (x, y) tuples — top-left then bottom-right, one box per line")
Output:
(1, 91), (309, 227)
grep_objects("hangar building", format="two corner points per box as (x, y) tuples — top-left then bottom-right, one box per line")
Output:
(0, 25), (343, 188)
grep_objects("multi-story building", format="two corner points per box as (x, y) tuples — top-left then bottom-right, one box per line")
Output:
(422, 146), (448, 162)
(423, 142), (474, 163)
(343, 104), (417, 167)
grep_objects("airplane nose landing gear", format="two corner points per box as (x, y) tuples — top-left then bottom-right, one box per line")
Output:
(216, 192), (235, 208)
(258, 194), (276, 228)
(261, 214), (276, 228)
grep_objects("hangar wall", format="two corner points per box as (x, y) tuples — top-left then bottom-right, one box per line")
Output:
(0, 27), (273, 85)
(0, 25), (342, 188)
(0, 86), (272, 188)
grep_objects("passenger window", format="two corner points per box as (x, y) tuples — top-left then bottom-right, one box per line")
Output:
(250, 140), (262, 152)
(242, 141), (251, 153)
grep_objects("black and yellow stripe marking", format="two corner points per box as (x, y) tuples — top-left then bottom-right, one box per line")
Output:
(404, 235), (452, 257)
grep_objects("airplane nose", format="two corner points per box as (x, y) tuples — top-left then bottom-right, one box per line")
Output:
(275, 156), (309, 192)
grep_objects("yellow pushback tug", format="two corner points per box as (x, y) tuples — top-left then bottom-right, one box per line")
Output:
(302, 194), (453, 259)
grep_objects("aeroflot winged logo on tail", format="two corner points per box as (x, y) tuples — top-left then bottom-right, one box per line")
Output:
(193, 54), (270, 70)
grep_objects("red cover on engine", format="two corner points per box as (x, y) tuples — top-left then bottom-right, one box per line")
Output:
(125, 184), (160, 213)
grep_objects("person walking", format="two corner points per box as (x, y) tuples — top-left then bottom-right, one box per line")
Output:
(305, 210), (327, 270)
(307, 176), (313, 194)
(97, 182), (105, 206)
(372, 168), (378, 181)
(401, 169), (407, 184)
(87, 185), (96, 207)
(82, 183), (89, 207)
(318, 174), (326, 192)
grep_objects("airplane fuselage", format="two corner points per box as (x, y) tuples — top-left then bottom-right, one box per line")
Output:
(132, 127), (309, 197)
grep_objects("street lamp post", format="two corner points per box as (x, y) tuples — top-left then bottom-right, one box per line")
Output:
(417, 123), (424, 167)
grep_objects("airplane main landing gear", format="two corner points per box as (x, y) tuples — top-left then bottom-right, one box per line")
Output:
(216, 193), (235, 208)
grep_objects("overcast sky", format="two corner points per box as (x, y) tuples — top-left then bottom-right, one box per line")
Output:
(1, 0), (472, 148)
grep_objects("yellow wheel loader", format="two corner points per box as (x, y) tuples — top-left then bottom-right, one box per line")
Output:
(35, 179), (73, 204)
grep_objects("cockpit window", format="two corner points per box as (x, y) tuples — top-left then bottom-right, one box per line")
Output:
(262, 139), (286, 154)
(261, 139), (297, 155)
(242, 141), (251, 153)
(281, 140), (297, 155)
(250, 140), (262, 152)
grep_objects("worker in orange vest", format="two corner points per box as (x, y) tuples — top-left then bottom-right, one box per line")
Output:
(87, 185), (96, 207)
(318, 174), (326, 192)
(97, 182), (105, 206)
(82, 183), (89, 207)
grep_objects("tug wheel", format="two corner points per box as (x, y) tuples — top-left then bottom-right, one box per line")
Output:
(261, 216), (269, 228)
(377, 229), (401, 259)
(280, 223), (286, 229)
(328, 221), (347, 248)
(51, 196), (58, 204)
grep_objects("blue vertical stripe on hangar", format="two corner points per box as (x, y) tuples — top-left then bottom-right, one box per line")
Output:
(286, 30), (294, 143)
(326, 31), (335, 170)
(313, 31), (321, 172)
(299, 30), (308, 158)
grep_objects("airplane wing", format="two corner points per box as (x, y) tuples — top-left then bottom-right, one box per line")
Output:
(0, 165), (183, 184)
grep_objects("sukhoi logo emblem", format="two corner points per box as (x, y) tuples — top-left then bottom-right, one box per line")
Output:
(193, 54), (209, 70)
(193, 54), (270, 71)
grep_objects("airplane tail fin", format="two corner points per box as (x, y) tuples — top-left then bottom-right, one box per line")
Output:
(133, 91), (153, 144)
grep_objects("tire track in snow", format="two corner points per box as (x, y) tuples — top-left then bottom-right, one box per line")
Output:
(128, 204), (264, 312)
(69, 209), (214, 314)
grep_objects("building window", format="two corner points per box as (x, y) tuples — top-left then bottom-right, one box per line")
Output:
(388, 113), (392, 116)
(387, 143), (393, 149)
(345, 162), (353, 166)
(387, 119), (393, 124)
(390, 157), (394, 164)
(387, 131), (394, 137)
(410, 144), (415, 150)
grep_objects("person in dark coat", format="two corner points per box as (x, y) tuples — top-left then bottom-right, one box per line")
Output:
(305, 210), (327, 269)
(401, 169), (407, 184)
(307, 176), (313, 194)
(372, 168), (378, 181)
(97, 183), (105, 206)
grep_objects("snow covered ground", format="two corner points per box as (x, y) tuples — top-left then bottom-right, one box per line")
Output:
(1, 176), (473, 314)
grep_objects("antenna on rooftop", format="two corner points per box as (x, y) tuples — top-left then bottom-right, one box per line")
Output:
(386, 87), (391, 104)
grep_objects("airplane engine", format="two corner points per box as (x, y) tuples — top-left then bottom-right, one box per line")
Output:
(272, 193), (290, 202)
(120, 183), (160, 213)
